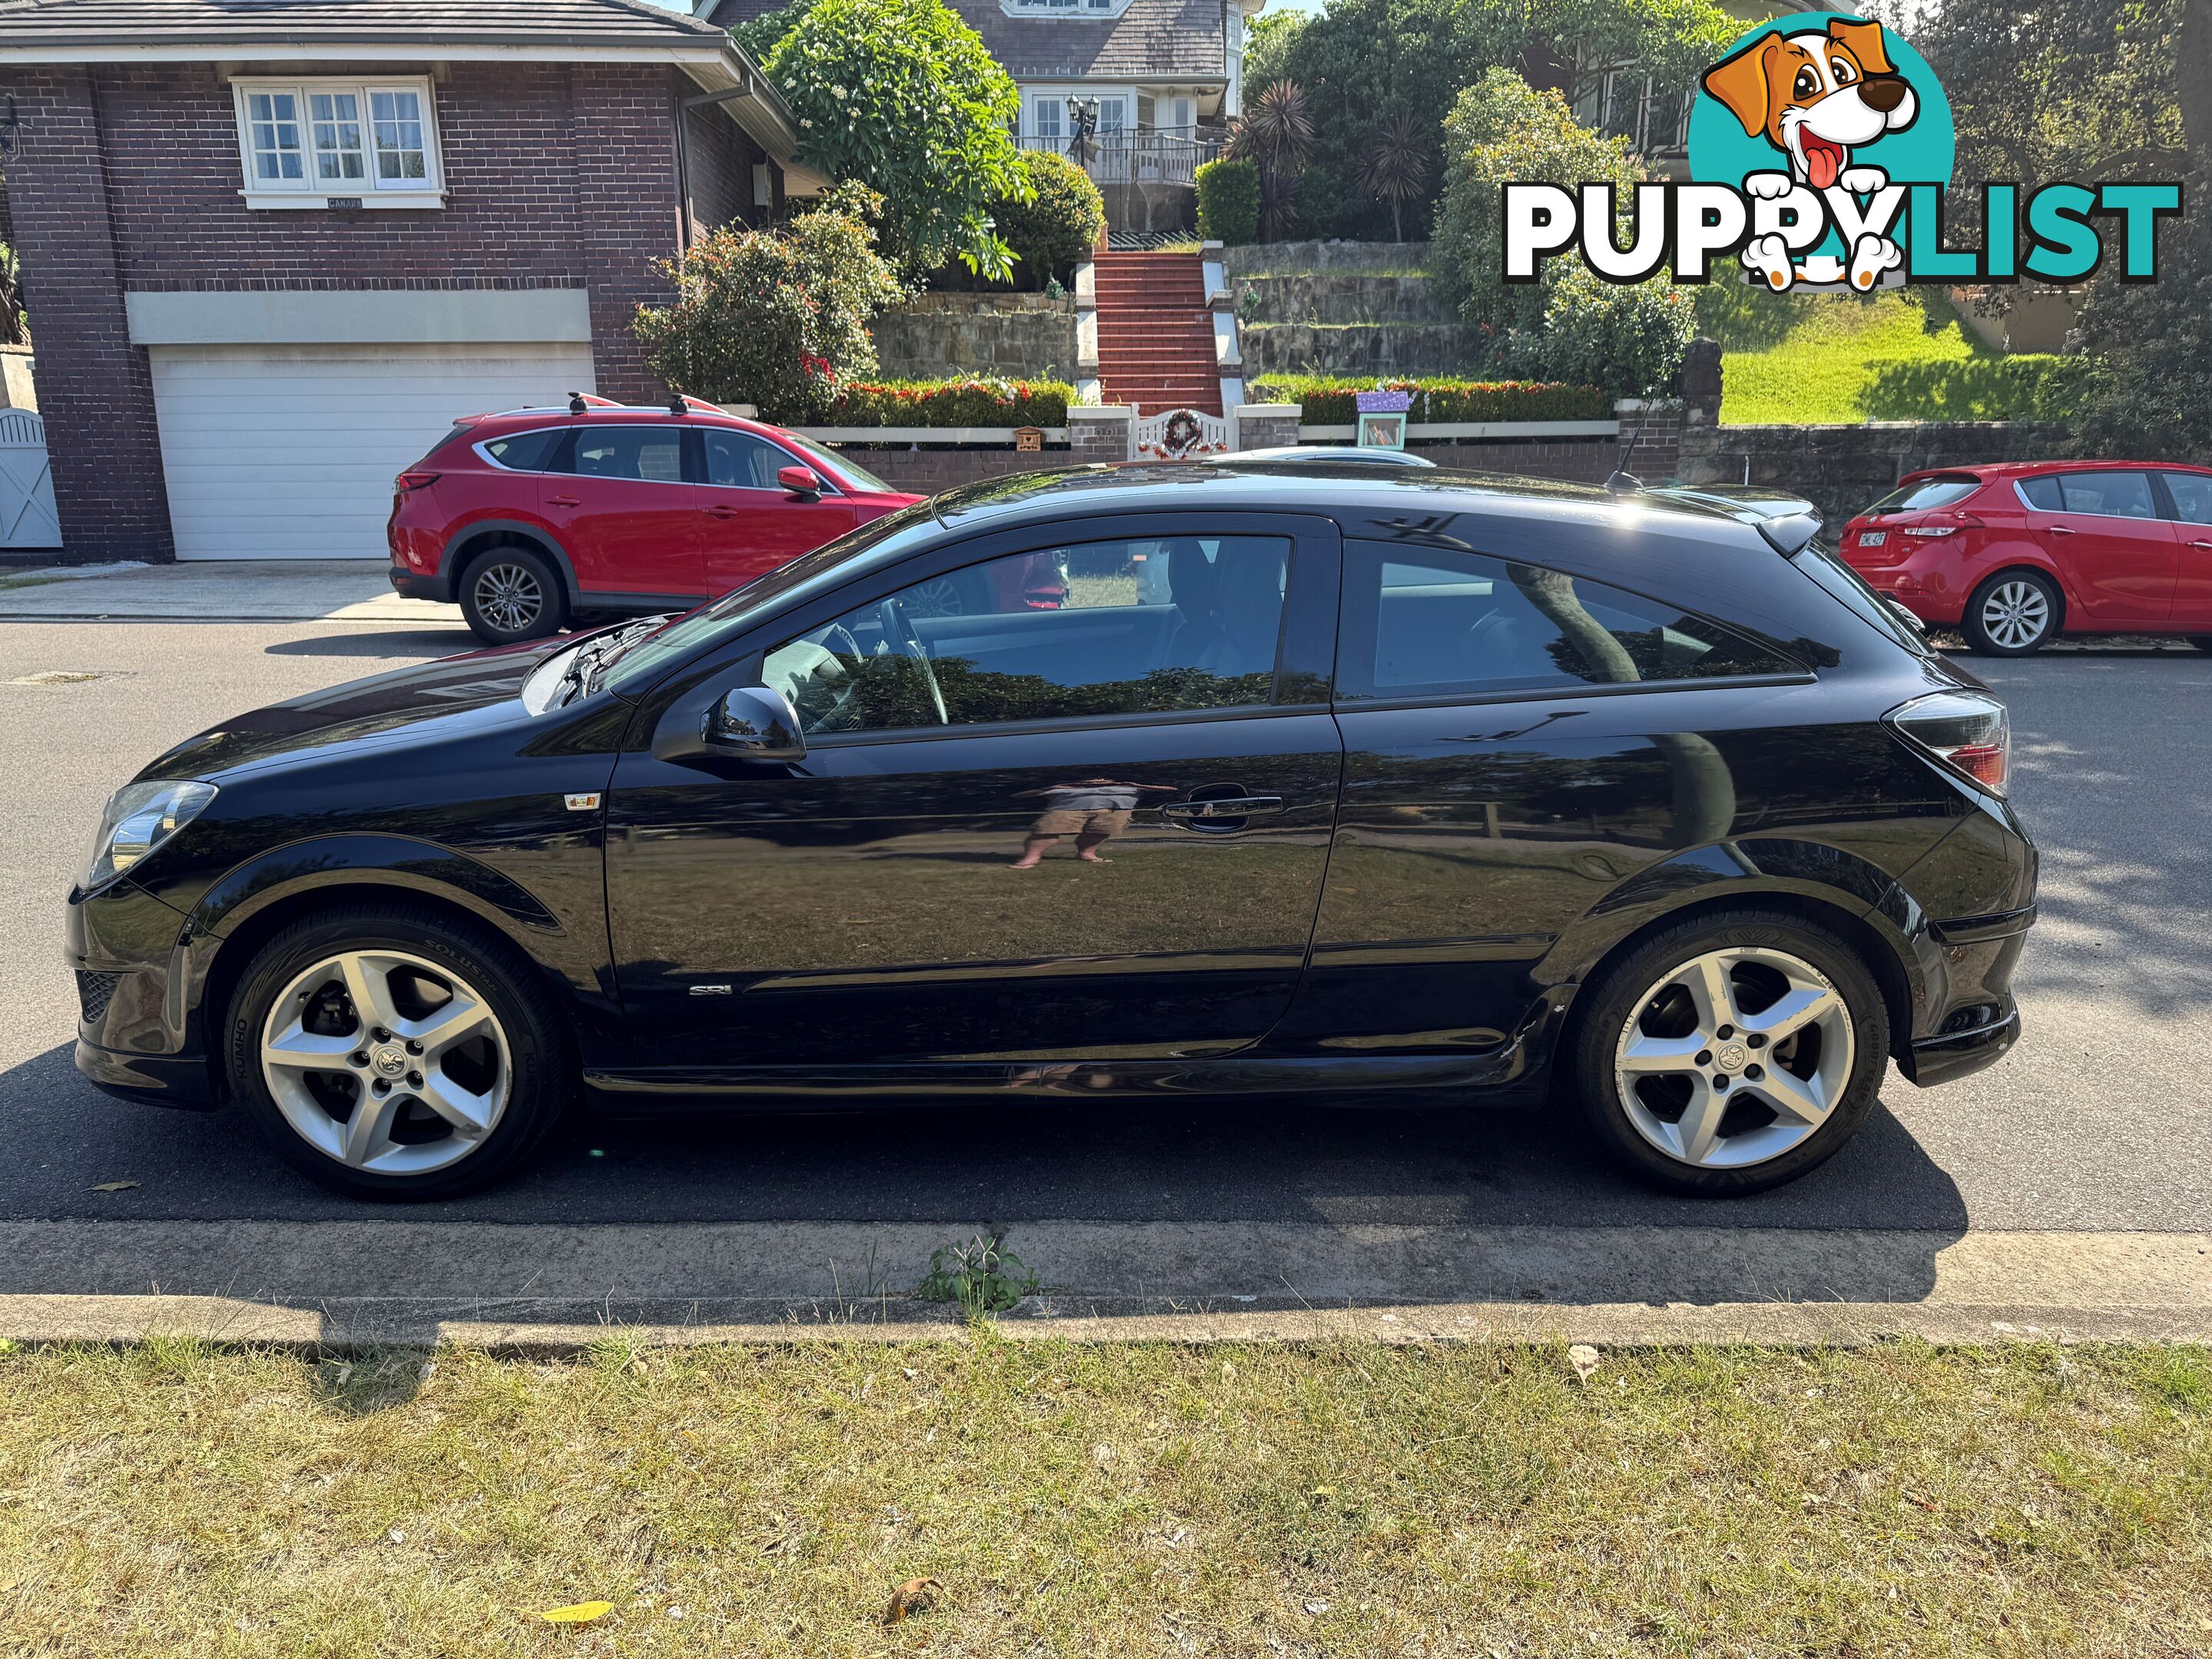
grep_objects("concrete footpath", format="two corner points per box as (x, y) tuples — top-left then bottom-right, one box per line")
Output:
(2, 1220), (2204, 1351)
(0, 559), (455, 624)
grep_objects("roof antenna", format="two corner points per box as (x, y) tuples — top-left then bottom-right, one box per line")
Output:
(1606, 402), (1647, 495)
(568, 391), (588, 416)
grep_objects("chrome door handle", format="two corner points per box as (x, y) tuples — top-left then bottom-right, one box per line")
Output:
(546, 495), (581, 508)
(2189, 538), (2212, 550)
(1161, 796), (1285, 821)
(2047, 525), (2076, 535)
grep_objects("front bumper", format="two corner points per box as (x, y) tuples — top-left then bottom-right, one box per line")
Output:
(67, 879), (220, 1110)
(75, 1036), (218, 1110)
(389, 563), (454, 604)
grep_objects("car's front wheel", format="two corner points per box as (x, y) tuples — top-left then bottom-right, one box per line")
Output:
(225, 903), (573, 1199)
(1571, 909), (1889, 1197)
(1962, 570), (2060, 654)
(459, 546), (568, 644)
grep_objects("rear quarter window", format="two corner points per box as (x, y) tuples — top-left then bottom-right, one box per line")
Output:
(478, 429), (563, 472)
(2016, 475), (2062, 511)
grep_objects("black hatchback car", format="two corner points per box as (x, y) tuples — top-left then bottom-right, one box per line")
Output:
(68, 466), (2035, 1200)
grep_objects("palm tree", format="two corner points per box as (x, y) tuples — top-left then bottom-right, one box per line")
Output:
(1359, 114), (1432, 244)
(1227, 80), (1313, 241)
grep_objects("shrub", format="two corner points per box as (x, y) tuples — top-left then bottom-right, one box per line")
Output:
(727, 0), (813, 65)
(765, 0), (1026, 279)
(1856, 355), (2093, 422)
(1493, 263), (1697, 397)
(818, 376), (1073, 427)
(1245, 375), (1609, 423)
(993, 151), (1104, 290)
(632, 190), (902, 424)
(1194, 158), (1260, 246)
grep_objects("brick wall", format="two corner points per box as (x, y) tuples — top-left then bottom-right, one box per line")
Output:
(0, 59), (703, 560)
(681, 97), (773, 240)
(1406, 436), (1618, 484)
(819, 444), (1075, 494)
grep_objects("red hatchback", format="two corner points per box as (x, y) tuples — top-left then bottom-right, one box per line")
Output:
(1839, 460), (2212, 654)
(388, 397), (924, 643)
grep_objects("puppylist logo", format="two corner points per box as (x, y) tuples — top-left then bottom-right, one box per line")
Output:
(1503, 12), (2183, 294)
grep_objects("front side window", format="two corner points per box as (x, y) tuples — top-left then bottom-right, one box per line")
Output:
(761, 535), (1290, 737)
(1339, 541), (1796, 701)
(234, 78), (439, 200)
(2161, 472), (2212, 525)
(558, 426), (687, 484)
(704, 429), (796, 490)
(2058, 470), (2159, 519)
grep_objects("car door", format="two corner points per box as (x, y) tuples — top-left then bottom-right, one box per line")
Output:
(2157, 472), (2212, 628)
(2018, 469), (2179, 624)
(540, 423), (705, 604)
(697, 426), (863, 598)
(1265, 538), (1816, 1058)
(602, 513), (1344, 1069)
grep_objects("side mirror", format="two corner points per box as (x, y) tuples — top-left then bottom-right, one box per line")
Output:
(653, 683), (806, 763)
(777, 465), (822, 502)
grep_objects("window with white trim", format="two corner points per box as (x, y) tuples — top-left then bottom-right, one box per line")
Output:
(232, 77), (443, 205)
(1003, 0), (1131, 15)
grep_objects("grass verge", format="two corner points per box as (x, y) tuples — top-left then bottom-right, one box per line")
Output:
(1721, 292), (1984, 425)
(2, 1337), (2208, 1654)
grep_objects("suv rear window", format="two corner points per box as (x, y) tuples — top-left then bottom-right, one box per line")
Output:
(1866, 475), (1980, 514)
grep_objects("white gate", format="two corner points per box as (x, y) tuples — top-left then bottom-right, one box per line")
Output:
(1132, 406), (1232, 461)
(0, 409), (61, 550)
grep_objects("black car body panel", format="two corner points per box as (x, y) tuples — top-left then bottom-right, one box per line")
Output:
(67, 468), (2036, 1118)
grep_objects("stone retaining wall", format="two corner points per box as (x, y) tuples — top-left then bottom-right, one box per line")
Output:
(1241, 320), (1468, 376)
(1677, 418), (2068, 525)
(869, 291), (1079, 382)
(815, 443), (1073, 495)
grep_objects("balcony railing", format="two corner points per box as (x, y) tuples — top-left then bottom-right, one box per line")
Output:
(1014, 130), (1224, 187)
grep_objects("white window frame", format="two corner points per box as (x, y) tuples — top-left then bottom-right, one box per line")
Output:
(230, 76), (445, 209)
(1002, 0), (1131, 15)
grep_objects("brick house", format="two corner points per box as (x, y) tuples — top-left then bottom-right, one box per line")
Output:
(0, 0), (823, 563)
(701, 0), (1265, 230)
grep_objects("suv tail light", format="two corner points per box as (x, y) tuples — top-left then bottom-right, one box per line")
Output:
(393, 470), (440, 494)
(1886, 690), (2010, 794)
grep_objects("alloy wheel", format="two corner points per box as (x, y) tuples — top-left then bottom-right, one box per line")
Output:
(260, 949), (512, 1175)
(475, 562), (545, 634)
(1611, 946), (1856, 1170)
(1979, 579), (2051, 651)
(900, 576), (966, 619)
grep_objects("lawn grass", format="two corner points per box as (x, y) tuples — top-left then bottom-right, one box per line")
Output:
(1720, 291), (1988, 426)
(3, 1336), (2208, 1655)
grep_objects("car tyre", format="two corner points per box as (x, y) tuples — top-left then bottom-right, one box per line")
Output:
(1571, 908), (1890, 1197)
(224, 902), (574, 1200)
(1961, 569), (2060, 655)
(460, 546), (568, 644)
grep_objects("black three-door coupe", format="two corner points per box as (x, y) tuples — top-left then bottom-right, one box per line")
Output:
(68, 466), (2035, 1199)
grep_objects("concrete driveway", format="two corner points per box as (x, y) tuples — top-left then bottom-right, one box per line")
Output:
(2, 615), (2206, 1344)
(0, 558), (434, 623)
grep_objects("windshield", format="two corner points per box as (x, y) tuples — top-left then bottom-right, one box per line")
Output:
(787, 434), (895, 495)
(599, 502), (942, 695)
(1865, 476), (1980, 515)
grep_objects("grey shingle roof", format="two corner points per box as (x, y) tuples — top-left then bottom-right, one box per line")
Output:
(706, 0), (1229, 82)
(0, 0), (731, 52)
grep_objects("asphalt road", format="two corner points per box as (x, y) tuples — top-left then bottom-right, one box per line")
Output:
(2, 618), (2208, 1257)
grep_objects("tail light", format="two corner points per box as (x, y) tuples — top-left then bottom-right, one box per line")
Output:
(1902, 511), (1985, 538)
(393, 470), (440, 494)
(1886, 690), (2010, 794)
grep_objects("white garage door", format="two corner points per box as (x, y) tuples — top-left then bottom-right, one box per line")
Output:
(148, 342), (598, 560)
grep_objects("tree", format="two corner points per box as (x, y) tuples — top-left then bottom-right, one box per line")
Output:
(632, 185), (903, 422)
(766, 0), (1027, 280)
(1240, 6), (1306, 92)
(728, 0), (815, 67)
(991, 149), (1105, 290)
(1359, 114), (1432, 243)
(1224, 80), (1313, 241)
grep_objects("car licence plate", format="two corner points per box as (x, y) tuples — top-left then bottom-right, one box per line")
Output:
(1858, 530), (1886, 547)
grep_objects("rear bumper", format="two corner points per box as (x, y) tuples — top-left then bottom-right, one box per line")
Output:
(388, 564), (453, 604)
(1899, 1003), (2020, 1086)
(1896, 905), (2036, 1087)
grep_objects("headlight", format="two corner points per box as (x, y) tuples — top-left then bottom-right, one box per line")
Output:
(84, 780), (217, 891)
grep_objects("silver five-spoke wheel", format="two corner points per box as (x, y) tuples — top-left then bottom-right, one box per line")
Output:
(1611, 945), (1855, 1171)
(1978, 578), (2051, 651)
(472, 561), (545, 634)
(260, 949), (512, 1176)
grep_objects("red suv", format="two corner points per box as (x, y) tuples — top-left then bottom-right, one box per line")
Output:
(1839, 460), (2212, 655)
(387, 396), (925, 643)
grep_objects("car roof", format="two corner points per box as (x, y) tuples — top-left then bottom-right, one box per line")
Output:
(1207, 445), (1439, 467)
(1897, 459), (2212, 482)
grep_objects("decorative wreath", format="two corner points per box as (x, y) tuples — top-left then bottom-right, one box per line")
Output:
(1161, 409), (1205, 456)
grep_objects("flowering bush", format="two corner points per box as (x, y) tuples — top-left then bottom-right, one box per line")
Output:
(819, 376), (1074, 427)
(631, 187), (902, 424)
(1246, 376), (1609, 423)
(766, 0), (1027, 280)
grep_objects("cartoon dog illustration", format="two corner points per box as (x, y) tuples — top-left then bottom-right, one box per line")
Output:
(1702, 16), (1918, 292)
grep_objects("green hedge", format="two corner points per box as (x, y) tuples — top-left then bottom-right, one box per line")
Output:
(816, 376), (1073, 428)
(1856, 355), (2089, 422)
(1194, 158), (1260, 247)
(1246, 376), (1610, 424)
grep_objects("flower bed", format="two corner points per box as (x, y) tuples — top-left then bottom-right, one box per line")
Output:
(820, 376), (1074, 429)
(1246, 376), (1608, 424)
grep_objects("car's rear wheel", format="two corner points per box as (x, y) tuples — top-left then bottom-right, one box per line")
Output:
(460, 546), (567, 644)
(1571, 909), (1889, 1196)
(224, 903), (573, 1199)
(1962, 570), (2060, 654)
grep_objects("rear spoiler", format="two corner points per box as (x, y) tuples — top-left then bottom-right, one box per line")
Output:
(1757, 510), (1824, 555)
